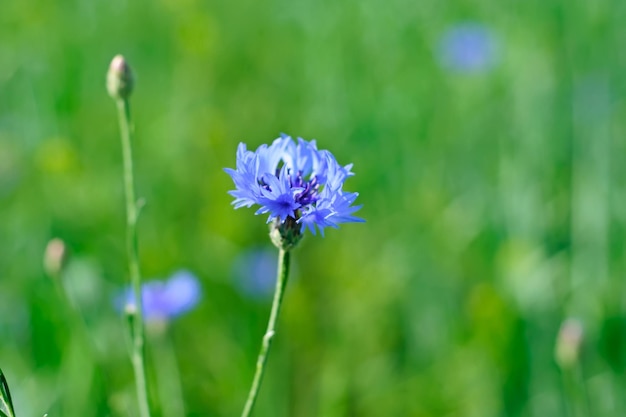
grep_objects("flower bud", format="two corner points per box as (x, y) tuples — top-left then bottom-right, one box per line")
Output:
(44, 238), (68, 277)
(555, 318), (584, 369)
(107, 55), (134, 100)
(270, 217), (303, 251)
(124, 302), (138, 340)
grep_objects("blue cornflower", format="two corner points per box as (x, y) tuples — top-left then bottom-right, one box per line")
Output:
(225, 134), (364, 237)
(437, 22), (499, 73)
(233, 247), (278, 299)
(121, 270), (202, 321)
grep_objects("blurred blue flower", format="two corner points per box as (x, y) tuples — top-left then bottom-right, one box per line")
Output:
(233, 248), (277, 299)
(437, 22), (499, 73)
(224, 134), (364, 236)
(122, 270), (201, 321)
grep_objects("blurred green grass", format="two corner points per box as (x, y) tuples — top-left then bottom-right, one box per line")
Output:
(2, 0), (626, 416)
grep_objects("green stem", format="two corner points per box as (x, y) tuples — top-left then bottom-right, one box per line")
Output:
(561, 365), (591, 417)
(241, 248), (291, 417)
(153, 328), (186, 417)
(116, 98), (151, 417)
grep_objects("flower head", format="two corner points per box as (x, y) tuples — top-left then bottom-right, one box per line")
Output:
(233, 247), (277, 299)
(437, 22), (499, 73)
(44, 238), (69, 277)
(225, 134), (364, 241)
(555, 318), (585, 369)
(121, 270), (201, 322)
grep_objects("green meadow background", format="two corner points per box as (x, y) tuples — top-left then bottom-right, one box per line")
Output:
(2, 0), (626, 416)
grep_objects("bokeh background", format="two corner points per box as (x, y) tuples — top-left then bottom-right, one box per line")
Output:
(2, 0), (626, 416)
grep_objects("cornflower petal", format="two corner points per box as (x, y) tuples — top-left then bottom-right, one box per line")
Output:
(282, 137), (319, 180)
(224, 143), (263, 207)
(320, 151), (353, 191)
(257, 137), (290, 177)
(256, 168), (302, 222)
(299, 206), (336, 236)
(328, 190), (365, 225)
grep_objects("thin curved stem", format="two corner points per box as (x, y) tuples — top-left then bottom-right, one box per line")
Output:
(153, 329), (186, 417)
(116, 97), (151, 417)
(241, 248), (291, 417)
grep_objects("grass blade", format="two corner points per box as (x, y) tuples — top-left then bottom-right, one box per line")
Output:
(0, 368), (15, 417)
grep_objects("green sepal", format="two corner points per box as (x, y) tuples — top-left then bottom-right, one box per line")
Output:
(269, 217), (303, 251)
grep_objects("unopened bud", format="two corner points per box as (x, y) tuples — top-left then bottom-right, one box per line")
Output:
(124, 301), (138, 317)
(555, 318), (584, 369)
(107, 55), (134, 100)
(44, 238), (68, 277)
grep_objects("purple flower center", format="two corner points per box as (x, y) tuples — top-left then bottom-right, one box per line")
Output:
(262, 169), (320, 215)
(293, 173), (320, 206)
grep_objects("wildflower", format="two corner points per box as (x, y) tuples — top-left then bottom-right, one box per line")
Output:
(44, 238), (68, 277)
(233, 248), (278, 299)
(122, 270), (201, 322)
(555, 318), (584, 369)
(224, 134), (364, 243)
(437, 22), (499, 73)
